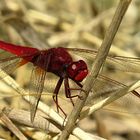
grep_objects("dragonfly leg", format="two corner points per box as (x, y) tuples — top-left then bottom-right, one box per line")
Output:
(64, 77), (81, 106)
(66, 88), (86, 100)
(71, 81), (88, 100)
(75, 81), (87, 94)
(53, 78), (67, 118)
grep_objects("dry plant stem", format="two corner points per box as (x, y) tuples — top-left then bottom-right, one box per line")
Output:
(0, 110), (28, 140)
(59, 0), (132, 140)
(0, 108), (104, 140)
(1, 108), (60, 133)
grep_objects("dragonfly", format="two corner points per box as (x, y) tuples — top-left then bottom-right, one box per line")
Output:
(0, 40), (88, 122)
(0, 40), (140, 122)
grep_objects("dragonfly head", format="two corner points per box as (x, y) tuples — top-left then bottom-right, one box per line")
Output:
(66, 60), (88, 82)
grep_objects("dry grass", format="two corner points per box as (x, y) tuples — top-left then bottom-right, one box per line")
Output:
(0, 0), (140, 140)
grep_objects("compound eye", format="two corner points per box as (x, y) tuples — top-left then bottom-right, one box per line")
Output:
(66, 60), (88, 82)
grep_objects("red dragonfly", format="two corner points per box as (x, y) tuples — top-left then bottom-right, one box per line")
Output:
(0, 40), (140, 122)
(0, 40), (88, 122)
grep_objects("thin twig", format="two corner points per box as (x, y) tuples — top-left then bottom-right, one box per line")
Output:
(59, 0), (132, 139)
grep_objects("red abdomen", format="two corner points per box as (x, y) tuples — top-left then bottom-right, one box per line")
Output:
(0, 40), (39, 57)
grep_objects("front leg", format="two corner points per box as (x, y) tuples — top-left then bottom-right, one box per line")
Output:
(64, 77), (81, 106)
(53, 77), (67, 117)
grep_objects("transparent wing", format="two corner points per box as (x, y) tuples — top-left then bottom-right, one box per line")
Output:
(29, 51), (51, 122)
(67, 48), (140, 73)
(29, 66), (47, 122)
(0, 50), (39, 79)
(106, 56), (140, 73)
(85, 75), (140, 115)
(86, 75), (126, 104)
(0, 52), (28, 79)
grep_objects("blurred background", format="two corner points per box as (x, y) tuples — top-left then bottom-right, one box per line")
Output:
(0, 0), (140, 140)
